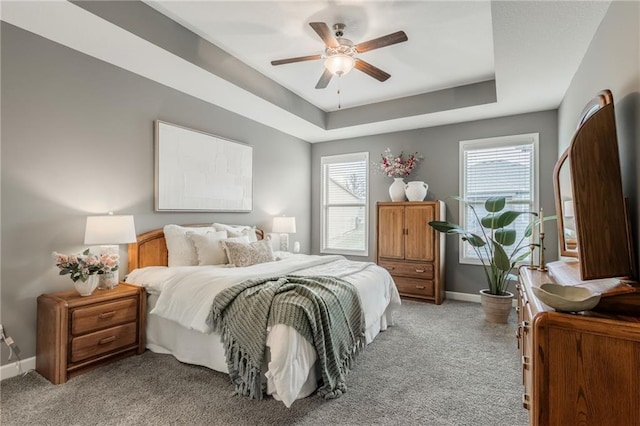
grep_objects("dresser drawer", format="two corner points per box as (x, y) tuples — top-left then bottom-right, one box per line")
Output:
(71, 297), (137, 335)
(378, 260), (434, 279)
(394, 276), (435, 298)
(70, 322), (137, 363)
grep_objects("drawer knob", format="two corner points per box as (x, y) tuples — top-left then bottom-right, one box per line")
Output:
(415, 285), (425, 289)
(98, 311), (117, 319)
(98, 336), (116, 345)
(415, 269), (425, 273)
(386, 266), (395, 270)
(522, 355), (530, 369)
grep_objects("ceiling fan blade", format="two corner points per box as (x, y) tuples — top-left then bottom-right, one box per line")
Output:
(315, 69), (333, 89)
(355, 59), (391, 82)
(355, 31), (408, 53)
(309, 22), (340, 48)
(271, 54), (322, 66)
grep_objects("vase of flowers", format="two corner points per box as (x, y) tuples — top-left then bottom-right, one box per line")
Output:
(52, 249), (119, 296)
(376, 148), (422, 202)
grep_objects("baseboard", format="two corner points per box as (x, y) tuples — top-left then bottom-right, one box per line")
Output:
(0, 356), (35, 381)
(446, 291), (518, 307)
(446, 291), (481, 303)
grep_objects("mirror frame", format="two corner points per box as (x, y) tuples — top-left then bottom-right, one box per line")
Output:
(553, 90), (635, 280)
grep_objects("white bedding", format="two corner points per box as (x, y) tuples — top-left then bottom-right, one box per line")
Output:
(126, 253), (400, 407)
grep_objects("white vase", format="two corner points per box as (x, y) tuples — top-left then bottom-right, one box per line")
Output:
(405, 181), (429, 201)
(74, 275), (99, 297)
(389, 178), (406, 202)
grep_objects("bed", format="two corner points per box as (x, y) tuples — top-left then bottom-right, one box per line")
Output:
(125, 224), (401, 407)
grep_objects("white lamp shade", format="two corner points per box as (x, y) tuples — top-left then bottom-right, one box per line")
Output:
(324, 54), (355, 76)
(84, 215), (137, 245)
(272, 216), (296, 234)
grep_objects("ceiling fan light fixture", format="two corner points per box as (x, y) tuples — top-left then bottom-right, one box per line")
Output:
(324, 54), (355, 76)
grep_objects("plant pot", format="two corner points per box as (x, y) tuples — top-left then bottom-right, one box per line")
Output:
(479, 289), (513, 323)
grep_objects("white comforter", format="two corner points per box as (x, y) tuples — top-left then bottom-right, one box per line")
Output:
(126, 254), (400, 406)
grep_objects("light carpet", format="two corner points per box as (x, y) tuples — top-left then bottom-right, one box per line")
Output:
(0, 299), (528, 425)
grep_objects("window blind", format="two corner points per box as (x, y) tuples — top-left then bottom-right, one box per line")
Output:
(321, 153), (369, 256)
(460, 135), (538, 263)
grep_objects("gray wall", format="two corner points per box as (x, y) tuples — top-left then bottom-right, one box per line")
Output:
(0, 23), (311, 363)
(557, 1), (640, 267)
(311, 110), (559, 295)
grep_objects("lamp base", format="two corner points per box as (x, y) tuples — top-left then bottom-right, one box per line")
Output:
(98, 272), (119, 290)
(96, 245), (119, 290)
(279, 233), (290, 251)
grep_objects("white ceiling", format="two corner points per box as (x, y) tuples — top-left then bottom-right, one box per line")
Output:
(1, 1), (612, 143)
(145, 1), (496, 112)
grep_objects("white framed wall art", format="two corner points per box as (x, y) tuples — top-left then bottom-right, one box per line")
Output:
(155, 120), (253, 212)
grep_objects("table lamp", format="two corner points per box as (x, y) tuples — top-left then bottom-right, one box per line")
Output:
(272, 216), (296, 251)
(84, 212), (136, 289)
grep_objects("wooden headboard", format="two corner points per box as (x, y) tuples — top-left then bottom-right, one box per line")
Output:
(127, 224), (264, 273)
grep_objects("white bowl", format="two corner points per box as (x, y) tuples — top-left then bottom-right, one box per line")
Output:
(532, 283), (601, 312)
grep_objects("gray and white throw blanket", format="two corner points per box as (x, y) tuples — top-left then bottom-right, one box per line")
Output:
(206, 275), (366, 401)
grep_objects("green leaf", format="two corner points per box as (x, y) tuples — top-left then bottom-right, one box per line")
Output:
(428, 221), (464, 233)
(485, 197), (506, 213)
(495, 211), (525, 228)
(480, 214), (500, 229)
(462, 233), (486, 247)
(524, 221), (535, 237)
(495, 229), (516, 246)
(492, 241), (511, 271)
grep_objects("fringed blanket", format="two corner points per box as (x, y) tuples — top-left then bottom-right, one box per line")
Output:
(207, 275), (366, 400)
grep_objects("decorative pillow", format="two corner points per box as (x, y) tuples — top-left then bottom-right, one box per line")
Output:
(187, 230), (229, 266)
(213, 223), (258, 242)
(222, 240), (276, 267)
(163, 224), (216, 267)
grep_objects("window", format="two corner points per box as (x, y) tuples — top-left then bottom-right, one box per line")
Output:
(459, 133), (539, 264)
(321, 152), (369, 256)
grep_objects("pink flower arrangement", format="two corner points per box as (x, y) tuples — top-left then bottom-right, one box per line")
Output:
(53, 249), (119, 282)
(377, 148), (422, 178)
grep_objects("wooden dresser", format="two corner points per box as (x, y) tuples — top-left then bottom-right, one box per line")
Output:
(517, 263), (640, 425)
(376, 201), (445, 304)
(36, 283), (146, 384)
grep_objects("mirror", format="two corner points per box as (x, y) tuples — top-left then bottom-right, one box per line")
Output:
(552, 89), (635, 280)
(554, 152), (577, 257)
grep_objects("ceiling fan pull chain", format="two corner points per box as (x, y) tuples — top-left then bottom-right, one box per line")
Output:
(337, 75), (342, 109)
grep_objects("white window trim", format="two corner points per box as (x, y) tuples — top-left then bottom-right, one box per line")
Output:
(458, 133), (539, 266)
(320, 152), (369, 257)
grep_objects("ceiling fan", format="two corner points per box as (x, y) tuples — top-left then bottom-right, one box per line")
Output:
(271, 22), (408, 89)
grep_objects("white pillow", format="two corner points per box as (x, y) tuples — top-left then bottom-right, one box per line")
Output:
(187, 230), (229, 265)
(222, 239), (275, 267)
(213, 223), (258, 242)
(163, 224), (216, 267)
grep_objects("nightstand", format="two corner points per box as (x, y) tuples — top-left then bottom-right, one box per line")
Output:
(36, 283), (146, 384)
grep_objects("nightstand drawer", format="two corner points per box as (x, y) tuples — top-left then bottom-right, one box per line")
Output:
(71, 297), (137, 335)
(70, 322), (137, 363)
(378, 260), (434, 279)
(394, 276), (435, 298)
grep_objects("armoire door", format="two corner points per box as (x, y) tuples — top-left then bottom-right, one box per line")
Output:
(377, 205), (405, 259)
(404, 204), (435, 261)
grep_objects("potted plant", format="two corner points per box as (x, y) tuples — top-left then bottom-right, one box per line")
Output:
(429, 196), (553, 323)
